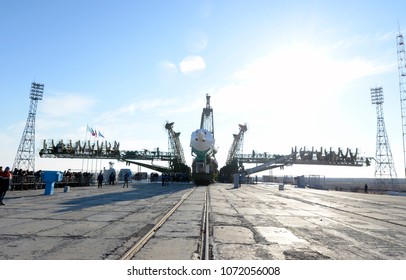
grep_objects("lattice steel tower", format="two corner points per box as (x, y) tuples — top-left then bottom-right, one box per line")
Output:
(165, 121), (186, 164)
(226, 124), (248, 165)
(13, 82), (44, 172)
(200, 94), (214, 135)
(396, 29), (406, 178)
(370, 87), (398, 190)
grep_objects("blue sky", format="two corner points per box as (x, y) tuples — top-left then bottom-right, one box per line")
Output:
(1, 0), (405, 178)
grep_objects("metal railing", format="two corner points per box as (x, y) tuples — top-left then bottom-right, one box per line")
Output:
(10, 173), (94, 190)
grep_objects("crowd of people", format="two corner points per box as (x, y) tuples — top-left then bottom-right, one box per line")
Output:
(0, 167), (99, 205)
(0, 166), (190, 206)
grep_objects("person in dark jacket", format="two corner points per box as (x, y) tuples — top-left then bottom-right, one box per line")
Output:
(123, 171), (129, 188)
(0, 166), (13, 205)
(109, 172), (115, 185)
(97, 172), (104, 188)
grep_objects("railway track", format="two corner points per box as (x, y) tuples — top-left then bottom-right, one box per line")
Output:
(119, 186), (211, 260)
(201, 186), (211, 260)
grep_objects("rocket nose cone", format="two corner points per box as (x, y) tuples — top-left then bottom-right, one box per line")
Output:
(197, 131), (205, 141)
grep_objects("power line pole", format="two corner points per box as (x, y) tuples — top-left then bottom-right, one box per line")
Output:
(396, 28), (406, 178)
(370, 86), (399, 191)
(13, 82), (44, 172)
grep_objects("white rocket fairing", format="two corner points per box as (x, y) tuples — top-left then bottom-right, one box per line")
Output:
(190, 128), (218, 185)
(190, 128), (217, 155)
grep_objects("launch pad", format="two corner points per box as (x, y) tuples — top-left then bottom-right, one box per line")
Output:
(39, 95), (369, 184)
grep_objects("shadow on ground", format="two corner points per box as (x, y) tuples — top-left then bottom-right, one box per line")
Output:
(53, 182), (195, 213)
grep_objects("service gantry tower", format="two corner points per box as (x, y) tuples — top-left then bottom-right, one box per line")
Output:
(165, 121), (186, 164)
(226, 124), (248, 165)
(200, 94), (214, 135)
(13, 82), (44, 172)
(370, 86), (399, 190)
(396, 29), (406, 178)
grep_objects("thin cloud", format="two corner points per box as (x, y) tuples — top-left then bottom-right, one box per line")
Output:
(332, 35), (369, 50)
(332, 32), (397, 50)
(375, 30), (398, 42)
(179, 56), (206, 75)
(232, 43), (394, 97)
(159, 60), (178, 73)
(96, 97), (180, 125)
(185, 30), (208, 53)
(40, 93), (96, 118)
(196, 0), (212, 18)
(210, 42), (395, 156)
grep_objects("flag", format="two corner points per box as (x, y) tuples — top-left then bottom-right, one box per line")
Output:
(87, 125), (99, 138)
(98, 131), (105, 138)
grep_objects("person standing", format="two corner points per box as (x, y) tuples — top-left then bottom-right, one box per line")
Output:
(0, 166), (13, 205)
(97, 171), (104, 188)
(109, 172), (116, 185)
(123, 171), (129, 188)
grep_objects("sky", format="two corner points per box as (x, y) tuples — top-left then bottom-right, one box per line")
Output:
(1, 0), (406, 179)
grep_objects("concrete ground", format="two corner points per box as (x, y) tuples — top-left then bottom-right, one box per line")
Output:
(210, 183), (406, 259)
(1, 181), (406, 260)
(0, 181), (195, 260)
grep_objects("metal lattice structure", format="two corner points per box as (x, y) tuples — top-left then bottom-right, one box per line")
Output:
(165, 121), (186, 164)
(396, 30), (406, 178)
(370, 87), (399, 190)
(13, 82), (44, 172)
(200, 94), (214, 135)
(226, 124), (247, 164)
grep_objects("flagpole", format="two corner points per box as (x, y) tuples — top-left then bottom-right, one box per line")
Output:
(99, 133), (102, 175)
(91, 129), (95, 177)
(82, 125), (89, 173)
(86, 126), (95, 173)
(98, 131), (104, 176)
(94, 128), (98, 179)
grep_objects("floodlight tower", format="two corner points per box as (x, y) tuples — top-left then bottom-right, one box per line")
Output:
(396, 29), (406, 178)
(370, 86), (399, 190)
(13, 82), (44, 172)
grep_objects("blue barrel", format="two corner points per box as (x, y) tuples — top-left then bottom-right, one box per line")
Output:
(42, 171), (63, 195)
